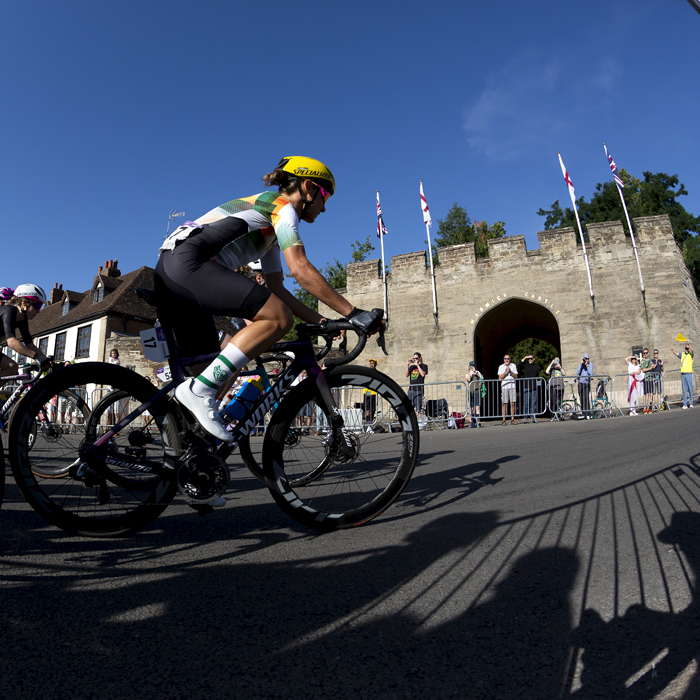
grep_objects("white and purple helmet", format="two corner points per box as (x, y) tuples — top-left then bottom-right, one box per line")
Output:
(0, 287), (14, 301)
(14, 283), (47, 306)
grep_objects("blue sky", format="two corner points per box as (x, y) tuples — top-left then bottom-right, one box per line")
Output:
(2, 0), (699, 296)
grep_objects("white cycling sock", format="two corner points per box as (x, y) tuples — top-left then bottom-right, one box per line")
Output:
(193, 343), (249, 397)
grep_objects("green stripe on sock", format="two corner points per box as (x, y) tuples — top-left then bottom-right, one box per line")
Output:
(196, 375), (218, 389)
(217, 353), (235, 372)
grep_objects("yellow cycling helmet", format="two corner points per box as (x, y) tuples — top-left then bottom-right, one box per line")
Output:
(275, 156), (335, 197)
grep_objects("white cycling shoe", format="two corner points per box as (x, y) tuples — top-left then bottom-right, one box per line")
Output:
(175, 380), (233, 443)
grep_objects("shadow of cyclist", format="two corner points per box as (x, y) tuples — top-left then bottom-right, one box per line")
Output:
(570, 510), (700, 698)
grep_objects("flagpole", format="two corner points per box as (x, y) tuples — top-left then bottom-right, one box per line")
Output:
(420, 180), (438, 323)
(558, 153), (595, 311)
(603, 144), (645, 296)
(376, 191), (389, 320)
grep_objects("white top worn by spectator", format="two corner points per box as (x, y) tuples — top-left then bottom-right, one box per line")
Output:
(497, 362), (518, 389)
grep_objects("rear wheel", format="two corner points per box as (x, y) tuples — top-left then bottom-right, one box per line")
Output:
(559, 401), (575, 420)
(9, 363), (180, 537)
(262, 365), (419, 531)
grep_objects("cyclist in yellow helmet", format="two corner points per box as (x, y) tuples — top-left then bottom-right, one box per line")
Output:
(156, 156), (377, 442)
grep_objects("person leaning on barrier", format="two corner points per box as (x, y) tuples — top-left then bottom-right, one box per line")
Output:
(576, 353), (594, 419)
(648, 349), (664, 409)
(465, 360), (484, 428)
(519, 354), (540, 424)
(670, 341), (694, 409)
(363, 359), (378, 425)
(498, 353), (518, 425)
(640, 347), (654, 413)
(406, 352), (428, 414)
(625, 355), (645, 416)
(546, 357), (566, 422)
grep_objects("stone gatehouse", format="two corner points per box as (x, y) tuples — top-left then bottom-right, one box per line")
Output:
(319, 214), (700, 383)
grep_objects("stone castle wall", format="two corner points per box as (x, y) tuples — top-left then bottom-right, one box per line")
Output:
(319, 215), (700, 384)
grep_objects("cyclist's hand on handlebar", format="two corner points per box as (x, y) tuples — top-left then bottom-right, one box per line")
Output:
(345, 307), (384, 336)
(34, 353), (53, 372)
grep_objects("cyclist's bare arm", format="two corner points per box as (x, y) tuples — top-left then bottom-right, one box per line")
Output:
(6, 337), (40, 360)
(282, 245), (354, 319)
(264, 271), (325, 324)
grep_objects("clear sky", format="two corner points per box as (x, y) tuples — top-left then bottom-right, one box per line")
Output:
(2, 0), (699, 296)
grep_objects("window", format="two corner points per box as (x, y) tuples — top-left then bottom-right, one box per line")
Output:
(75, 325), (92, 359)
(38, 337), (48, 355)
(54, 332), (67, 362)
(93, 286), (104, 303)
(62, 300), (70, 316)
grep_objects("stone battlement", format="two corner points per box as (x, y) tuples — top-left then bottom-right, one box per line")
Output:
(347, 215), (676, 286)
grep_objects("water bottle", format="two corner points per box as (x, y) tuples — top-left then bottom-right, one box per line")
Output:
(223, 377), (264, 422)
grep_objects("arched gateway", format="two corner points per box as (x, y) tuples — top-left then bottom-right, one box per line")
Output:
(474, 298), (560, 380)
(320, 215), (700, 384)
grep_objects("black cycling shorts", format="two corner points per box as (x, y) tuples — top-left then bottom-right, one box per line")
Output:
(155, 225), (271, 358)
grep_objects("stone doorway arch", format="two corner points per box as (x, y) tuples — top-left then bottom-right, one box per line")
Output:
(474, 297), (561, 379)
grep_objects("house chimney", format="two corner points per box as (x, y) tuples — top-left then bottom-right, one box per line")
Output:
(106, 258), (121, 278)
(50, 283), (63, 305)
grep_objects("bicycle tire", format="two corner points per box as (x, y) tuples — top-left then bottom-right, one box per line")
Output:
(560, 401), (575, 420)
(262, 365), (419, 531)
(9, 363), (181, 537)
(0, 431), (5, 510)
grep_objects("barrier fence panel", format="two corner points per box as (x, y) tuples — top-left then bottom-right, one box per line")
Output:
(467, 377), (547, 422)
(611, 371), (667, 415)
(660, 369), (688, 409)
(398, 381), (468, 429)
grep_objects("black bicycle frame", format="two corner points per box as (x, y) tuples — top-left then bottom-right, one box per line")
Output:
(89, 335), (339, 456)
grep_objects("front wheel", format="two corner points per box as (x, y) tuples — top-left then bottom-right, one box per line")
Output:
(9, 363), (181, 537)
(559, 401), (575, 420)
(262, 365), (419, 531)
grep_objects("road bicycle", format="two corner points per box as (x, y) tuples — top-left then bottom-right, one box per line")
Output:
(8, 296), (419, 537)
(0, 364), (89, 508)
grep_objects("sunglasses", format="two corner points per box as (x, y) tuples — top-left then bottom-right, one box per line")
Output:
(314, 183), (331, 203)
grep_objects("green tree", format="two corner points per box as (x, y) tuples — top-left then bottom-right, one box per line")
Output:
(506, 338), (558, 378)
(537, 170), (700, 291)
(433, 203), (506, 261)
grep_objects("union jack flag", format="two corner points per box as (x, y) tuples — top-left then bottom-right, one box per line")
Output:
(604, 143), (624, 188)
(376, 191), (388, 238)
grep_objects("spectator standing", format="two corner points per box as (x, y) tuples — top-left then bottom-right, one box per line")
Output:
(625, 355), (644, 415)
(363, 359), (378, 425)
(670, 341), (694, 409)
(405, 352), (428, 414)
(648, 349), (664, 409)
(465, 361), (484, 428)
(520, 354), (540, 424)
(498, 354), (518, 425)
(576, 353), (594, 419)
(640, 347), (654, 413)
(546, 357), (566, 421)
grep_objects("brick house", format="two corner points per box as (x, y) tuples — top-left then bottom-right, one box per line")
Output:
(2, 259), (234, 404)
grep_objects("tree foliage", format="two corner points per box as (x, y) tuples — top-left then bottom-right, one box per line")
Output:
(506, 338), (559, 378)
(433, 203), (506, 261)
(537, 170), (700, 291)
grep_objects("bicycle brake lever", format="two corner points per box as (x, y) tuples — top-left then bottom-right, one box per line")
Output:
(376, 331), (388, 356)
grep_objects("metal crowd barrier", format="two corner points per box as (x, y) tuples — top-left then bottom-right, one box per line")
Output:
(465, 376), (547, 422)
(611, 372), (665, 415)
(397, 381), (468, 429)
(660, 369), (693, 409)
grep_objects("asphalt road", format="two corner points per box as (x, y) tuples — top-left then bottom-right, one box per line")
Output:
(1, 410), (700, 700)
